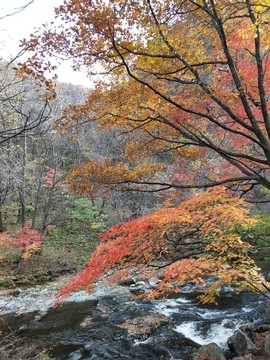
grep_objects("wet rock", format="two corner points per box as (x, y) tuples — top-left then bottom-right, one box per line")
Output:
(130, 280), (149, 293)
(118, 313), (167, 339)
(227, 330), (261, 357)
(130, 280), (146, 288)
(13, 288), (22, 296)
(148, 326), (200, 360)
(135, 280), (146, 286)
(256, 324), (270, 333)
(52, 342), (89, 359)
(190, 342), (226, 360)
(148, 277), (161, 288)
(239, 325), (257, 344)
(118, 278), (136, 286)
(264, 304), (270, 324)
(223, 320), (236, 329)
(262, 334), (270, 357)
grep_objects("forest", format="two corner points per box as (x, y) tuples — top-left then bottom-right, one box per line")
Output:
(1, 1), (270, 359)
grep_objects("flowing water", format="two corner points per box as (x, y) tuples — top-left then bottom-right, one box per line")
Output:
(0, 276), (268, 359)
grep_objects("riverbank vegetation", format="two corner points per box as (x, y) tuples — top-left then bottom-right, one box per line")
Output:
(58, 188), (269, 303)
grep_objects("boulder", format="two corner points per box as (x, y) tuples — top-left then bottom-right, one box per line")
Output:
(227, 330), (261, 357)
(223, 320), (236, 329)
(190, 342), (226, 360)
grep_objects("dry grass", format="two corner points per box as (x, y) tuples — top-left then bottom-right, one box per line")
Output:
(0, 328), (52, 360)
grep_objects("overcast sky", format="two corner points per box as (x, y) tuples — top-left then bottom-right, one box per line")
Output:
(0, 0), (92, 87)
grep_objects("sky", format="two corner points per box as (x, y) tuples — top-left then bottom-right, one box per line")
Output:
(0, 0), (92, 87)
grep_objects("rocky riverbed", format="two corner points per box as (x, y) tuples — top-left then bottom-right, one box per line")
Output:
(0, 276), (269, 360)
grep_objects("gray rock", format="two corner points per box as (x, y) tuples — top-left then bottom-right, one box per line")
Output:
(257, 324), (270, 333)
(227, 330), (260, 357)
(265, 304), (270, 325)
(263, 334), (270, 357)
(148, 277), (161, 288)
(13, 288), (22, 296)
(130, 280), (148, 292)
(117, 278), (135, 286)
(223, 320), (235, 329)
(190, 342), (226, 360)
(135, 281), (146, 286)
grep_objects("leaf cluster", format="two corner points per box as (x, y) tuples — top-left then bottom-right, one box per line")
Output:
(0, 225), (44, 262)
(58, 188), (268, 302)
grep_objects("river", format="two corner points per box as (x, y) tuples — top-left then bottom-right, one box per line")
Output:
(0, 275), (268, 359)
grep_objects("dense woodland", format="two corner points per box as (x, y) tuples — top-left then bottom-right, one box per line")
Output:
(0, 0), (270, 303)
(0, 61), (161, 283)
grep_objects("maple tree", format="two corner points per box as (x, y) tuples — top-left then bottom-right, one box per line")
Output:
(58, 189), (269, 302)
(0, 225), (44, 261)
(12, 224), (44, 260)
(18, 0), (270, 200)
(17, 1), (270, 301)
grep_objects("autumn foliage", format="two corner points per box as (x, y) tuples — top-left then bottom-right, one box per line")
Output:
(0, 225), (44, 261)
(15, 1), (270, 301)
(12, 225), (44, 260)
(18, 0), (270, 200)
(58, 189), (268, 303)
